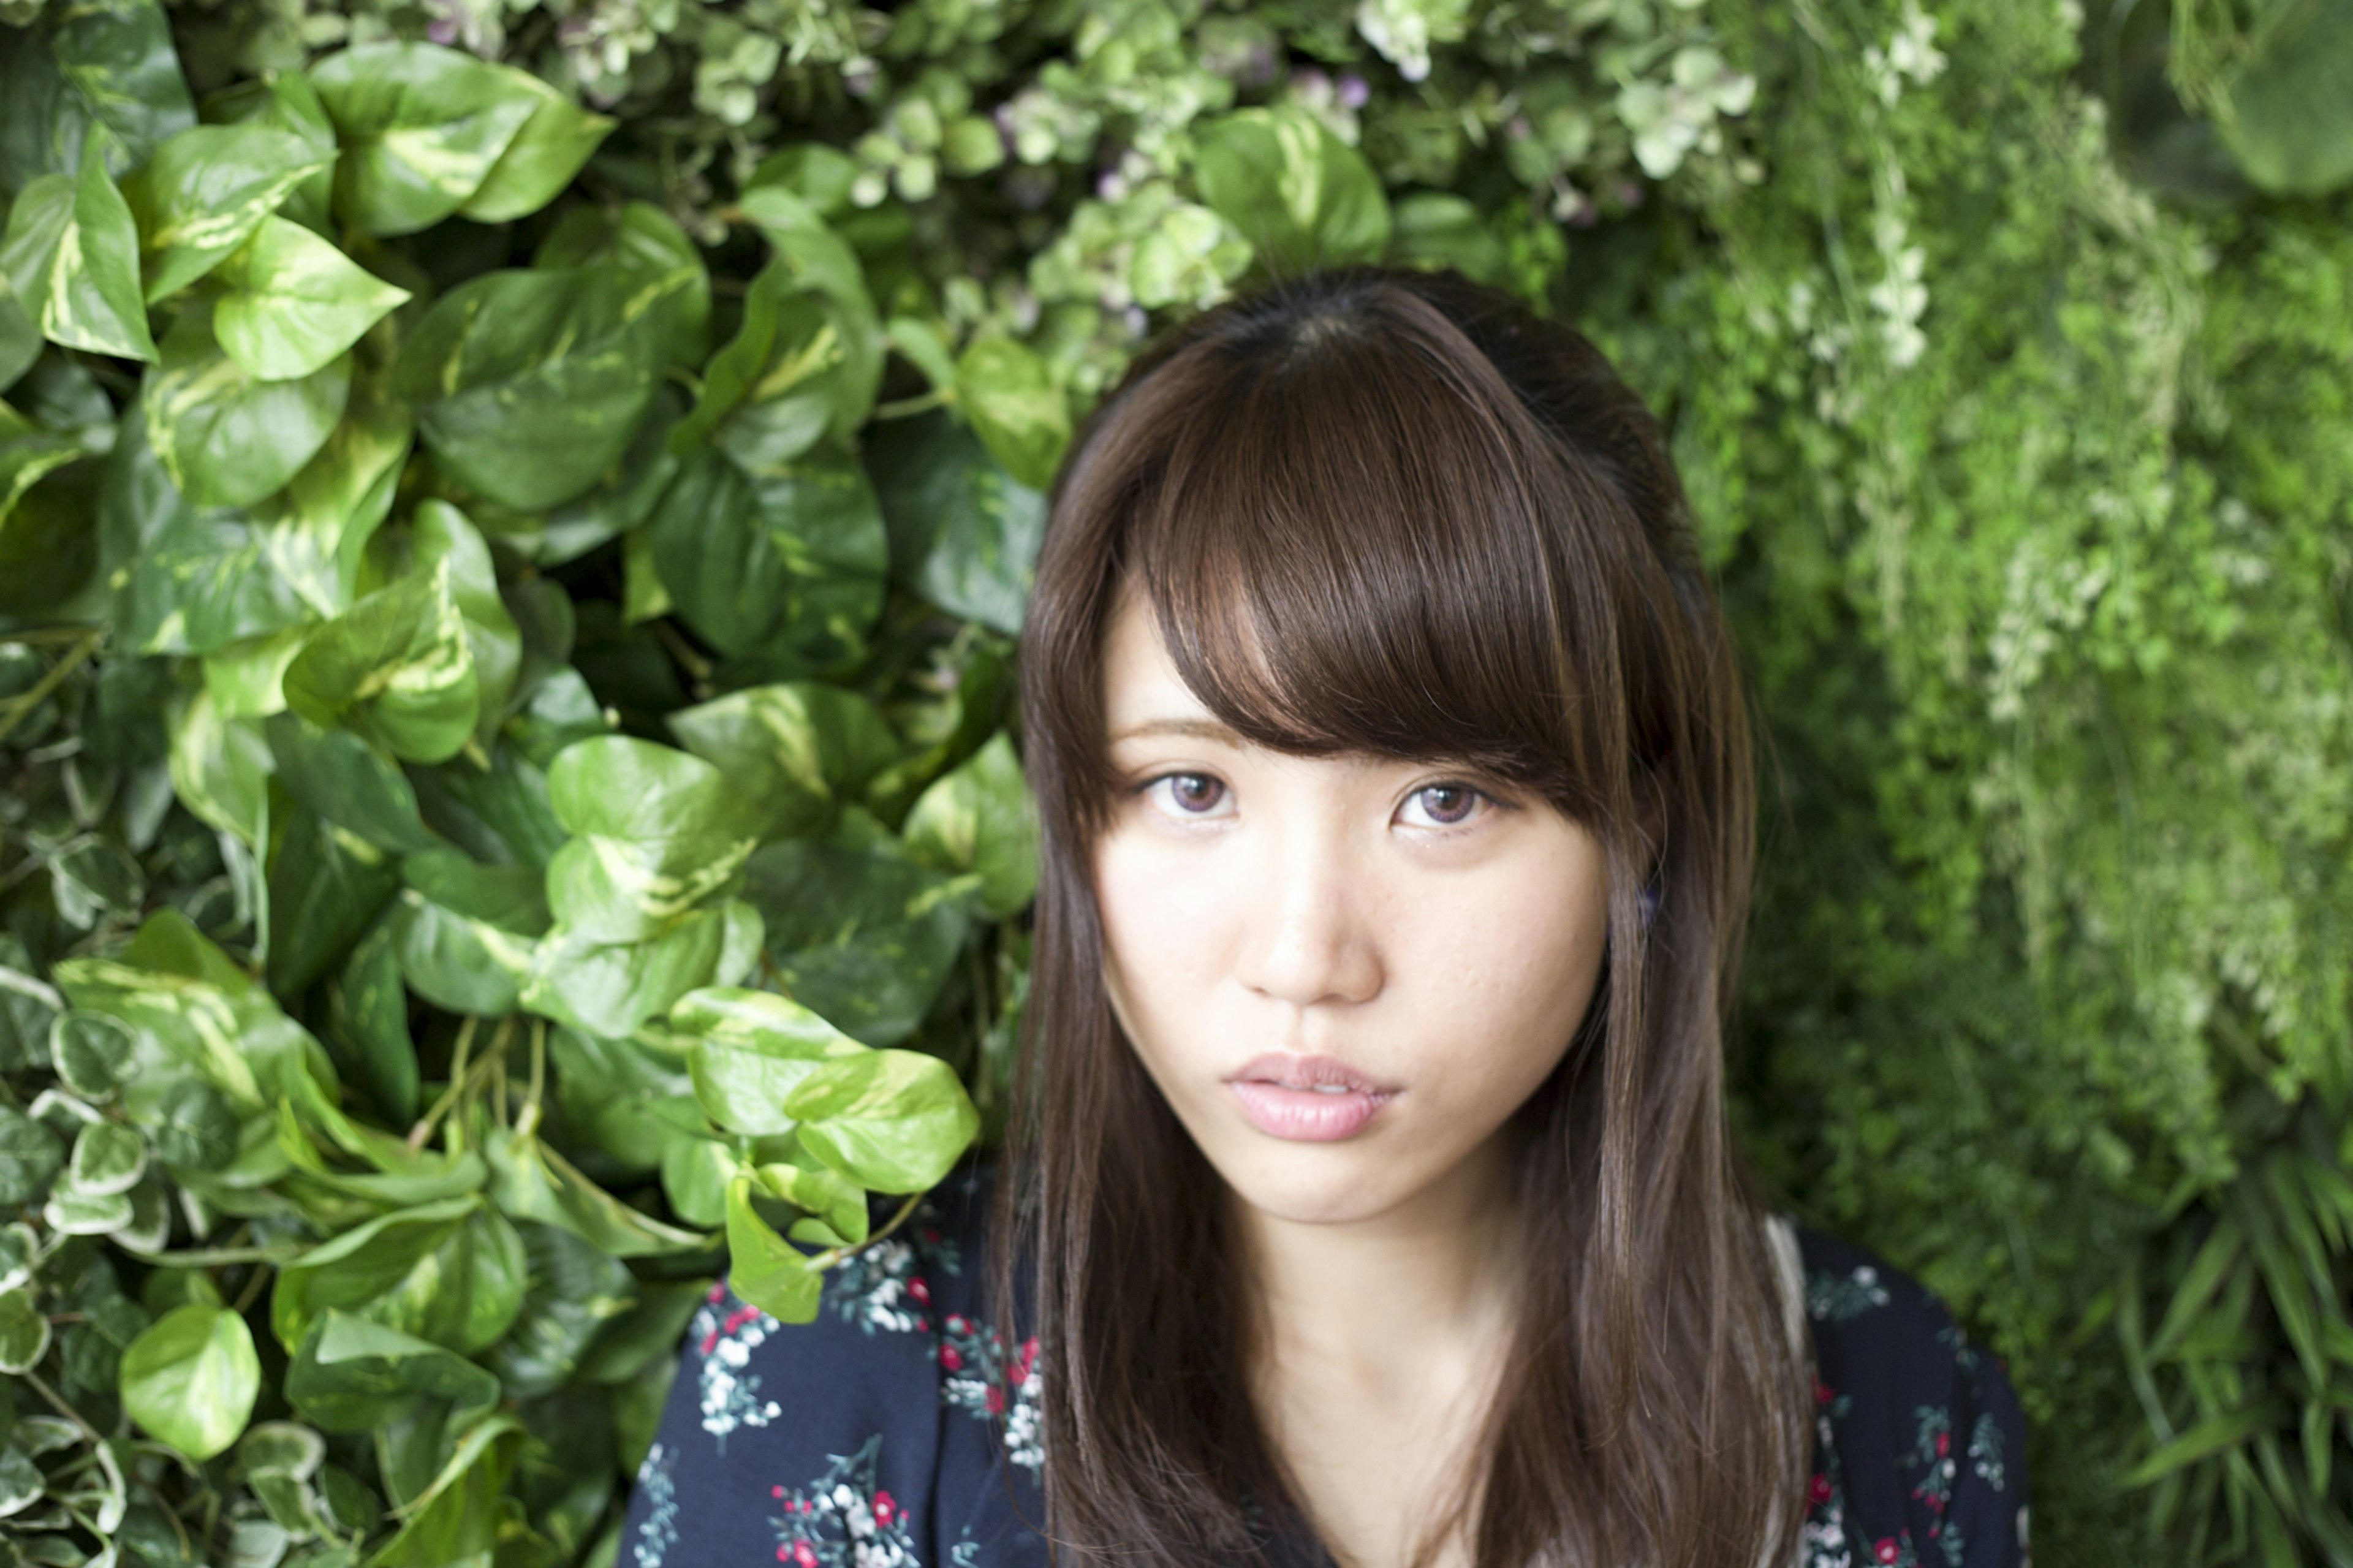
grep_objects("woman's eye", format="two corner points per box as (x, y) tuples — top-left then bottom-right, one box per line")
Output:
(1142, 773), (1232, 819)
(1399, 782), (1491, 830)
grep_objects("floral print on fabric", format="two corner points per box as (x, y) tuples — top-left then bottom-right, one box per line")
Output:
(618, 1162), (2033, 1567)
(827, 1203), (960, 1336)
(769, 1434), (923, 1568)
(632, 1441), (681, 1568)
(1808, 1262), (1893, 1323)
(692, 1283), (786, 1448)
(938, 1312), (1044, 1473)
(1798, 1228), (2033, 1568)
(1800, 1376), (1860, 1568)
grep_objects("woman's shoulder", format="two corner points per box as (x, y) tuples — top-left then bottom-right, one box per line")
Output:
(1774, 1215), (2034, 1568)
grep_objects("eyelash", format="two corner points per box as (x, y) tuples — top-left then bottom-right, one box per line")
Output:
(1132, 772), (1503, 830)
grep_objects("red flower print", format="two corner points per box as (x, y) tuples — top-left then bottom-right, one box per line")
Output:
(1934, 1431), (1949, 1457)
(875, 1491), (898, 1526)
(771, 1486), (785, 1499)
(1873, 1539), (1898, 1564)
(946, 1314), (966, 1332)
(1814, 1377), (1835, 1406)
(909, 1278), (931, 1305)
(1808, 1474), (1832, 1507)
(941, 1344), (964, 1371)
(707, 1283), (727, 1303)
(793, 1542), (818, 1568)
(986, 1385), (1006, 1414)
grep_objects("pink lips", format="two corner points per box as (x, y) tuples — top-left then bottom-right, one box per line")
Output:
(1226, 1053), (1399, 1142)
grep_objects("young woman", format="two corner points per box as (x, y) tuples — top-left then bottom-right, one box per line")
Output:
(620, 264), (2032, 1568)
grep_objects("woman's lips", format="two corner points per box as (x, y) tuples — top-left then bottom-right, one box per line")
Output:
(1225, 1053), (1398, 1142)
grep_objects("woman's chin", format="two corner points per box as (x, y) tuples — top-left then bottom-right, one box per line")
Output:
(1204, 1135), (1428, 1228)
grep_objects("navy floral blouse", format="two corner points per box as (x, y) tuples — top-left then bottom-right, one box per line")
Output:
(620, 1160), (2032, 1568)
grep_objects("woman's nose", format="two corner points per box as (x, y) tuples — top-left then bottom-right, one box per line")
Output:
(1232, 827), (1384, 1009)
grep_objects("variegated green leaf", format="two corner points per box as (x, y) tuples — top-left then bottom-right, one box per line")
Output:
(900, 729), (1039, 918)
(119, 1305), (262, 1461)
(282, 555), (479, 764)
(457, 69), (615, 223)
(0, 400), (86, 532)
(142, 297), (350, 508)
(409, 499), (520, 744)
(210, 216), (409, 381)
(953, 331), (1069, 493)
(52, 908), (323, 1118)
(665, 680), (901, 841)
(243, 365), (412, 618)
(309, 41), (541, 237)
(0, 131), (156, 361)
(121, 124), (329, 301)
(392, 261), (691, 511)
(45, 0), (196, 171)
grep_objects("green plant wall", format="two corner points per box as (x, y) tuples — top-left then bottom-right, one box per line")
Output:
(0, 0), (2347, 1563)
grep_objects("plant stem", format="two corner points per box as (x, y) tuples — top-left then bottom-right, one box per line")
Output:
(818, 1191), (925, 1269)
(124, 1243), (293, 1267)
(0, 627), (105, 748)
(231, 1260), (271, 1315)
(407, 1015), (482, 1151)
(874, 388), (950, 420)
(651, 618), (713, 682)
(20, 1368), (103, 1445)
(515, 1020), (548, 1139)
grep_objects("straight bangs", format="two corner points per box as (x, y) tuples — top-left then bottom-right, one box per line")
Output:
(996, 265), (1811, 1568)
(1045, 281), (1660, 851)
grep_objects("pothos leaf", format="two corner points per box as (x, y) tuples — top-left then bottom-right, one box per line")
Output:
(781, 1047), (979, 1192)
(665, 680), (901, 841)
(390, 849), (548, 1017)
(211, 216), (411, 381)
(670, 191), (881, 470)
(953, 332), (1070, 493)
(900, 730), (1040, 918)
(407, 500), (521, 744)
(669, 985), (866, 1138)
(52, 909), (327, 1117)
(645, 442), (889, 668)
(480, 1124), (711, 1257)
(44, 0), (197, 173)
(120, 124), (330, 301)
(286, 1308), (501, 1433)
(392, 262), (688, 512)
(722, 1175), (824, 1324)
(142, 297), (350, 509)
(1191, 103), (1390, 273)
(457, 70), (615, 223)
(533, 200), (709, 369)
(118, 1303), (261, 1461)
(868, 405), (1047, 638)
(0, 130), (157, 361)
(282, 556), (480, 765)
(308, 42), (540, 237)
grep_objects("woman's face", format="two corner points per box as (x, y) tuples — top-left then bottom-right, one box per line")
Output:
(1091, 586), (1613, 1227)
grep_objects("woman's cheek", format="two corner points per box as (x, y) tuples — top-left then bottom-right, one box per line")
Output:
(1409, 873), (1601, 1105)
(1093, 830), (1230, 1059)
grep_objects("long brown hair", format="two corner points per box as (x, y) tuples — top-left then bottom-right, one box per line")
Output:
(991, 263), (1813, 1568)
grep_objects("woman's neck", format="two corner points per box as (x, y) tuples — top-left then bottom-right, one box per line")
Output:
(1232, 1137), (1523, 1390)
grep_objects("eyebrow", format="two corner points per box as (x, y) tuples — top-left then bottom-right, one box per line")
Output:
(1107, 716), (1242, 746)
